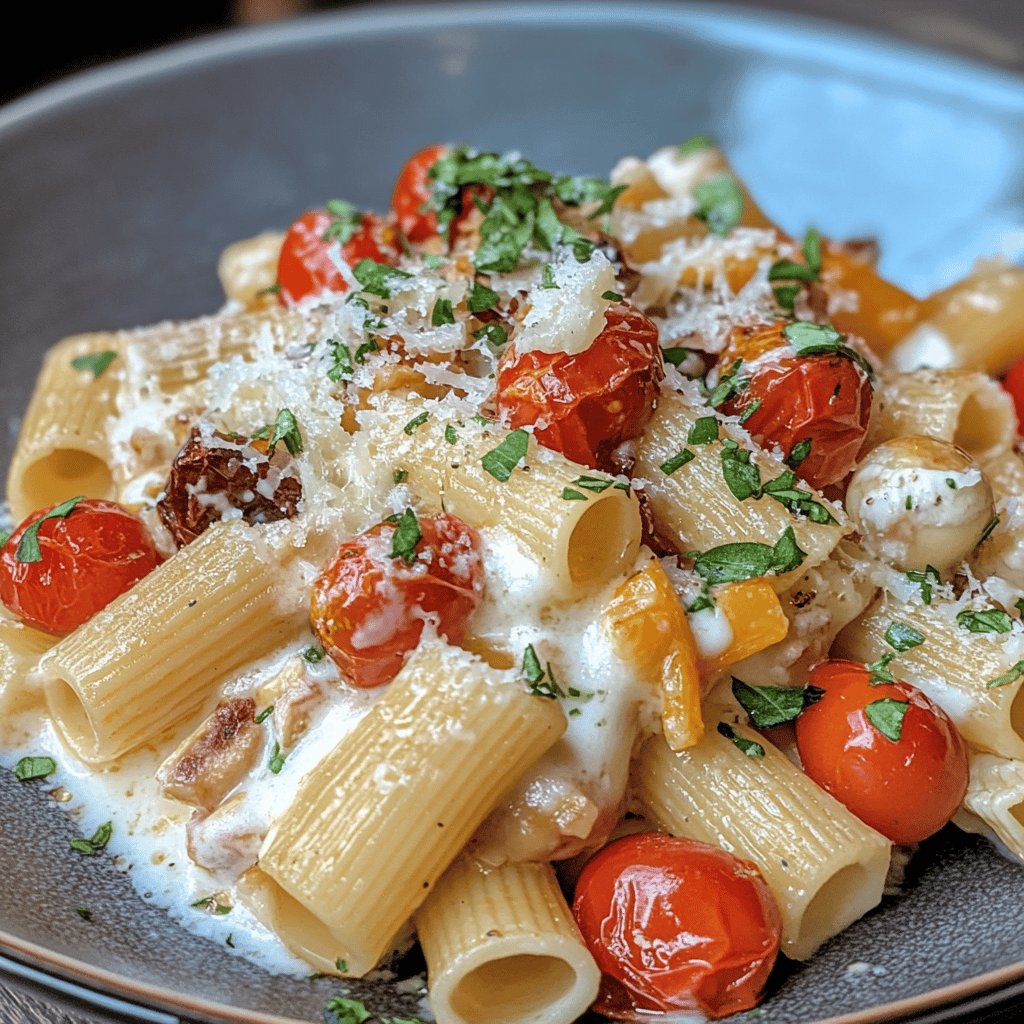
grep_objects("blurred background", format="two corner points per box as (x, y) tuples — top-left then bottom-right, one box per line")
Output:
(2, 0), (1022, 105)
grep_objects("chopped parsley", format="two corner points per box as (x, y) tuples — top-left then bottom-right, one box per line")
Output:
(255, 705), (274, 724)
(687, 583), (715, 613)
(660, 449), (696, 475)
(403, 411), (430, 434)
(354, 339), (380, 364)
(786, 439), (812, 469)
(15, 496), (85, 563)
(731, 679), (824, 728)
(13, 755), (57, 782)
(768, 228), (822, 290)
(481, 429), (529, 481)
(324, 997), (371, 1024)
(717, 722), (765, 757)
(431, 297), (456, 326)
(782, 321), (875, 378)
(444, 424), (459, 445)
(977, 515), (1000, 548)
(191, 895), (232, 916)
(322, 199), (362, 244)
(906, 565), (942, 605)
(540, 264), (559, 289)
(721, 441), (761, 501)
(738, 399), (762, 424)
(677, 133), (716, 155)
(69, 821), (112, 856)
(708, 359), (747, 408)
(522, 644), (566, 699)
(865, 698), (909, 742)
(266, 409), (303, 456)
(561, 488), (587, 501)
(303, 645), (326, 663)
(473, 322), (508, 349)
(884, 621), (925, 652)
(688, 526), (806, 584)
(393, 468), (408, 484)
(693, 175), (744, 236)
(388, 508), (422, 564)
(866, 653), (897, 684)
(946, 478), (958, 490)
(70, 350), (117, 379)
(352, 258), (413, 298)
(957, 608), (1013, 634)
(988, 661), (1024, 689)
(467, 280), (501, 313)
(335, 958), (348, 973)
(662, 347), (693, 367)
(268, 743), (287, 775)
(602, 289), (623, 302)
(687, 416), (720, 445)
(326, 340), (354, 381)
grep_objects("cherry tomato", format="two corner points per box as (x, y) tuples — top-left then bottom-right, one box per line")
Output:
(717, 321), (873, 490)
(1001, 356), (1024, 436)
(310, 512), (483, 688)
(276, 209), (396, 306)
(496, 303), (664, 470)
(572, 832), (781, 1020)
(795, 660), (968, 844)
(392, 144), (449, 243)
(0, 498), (162, 635)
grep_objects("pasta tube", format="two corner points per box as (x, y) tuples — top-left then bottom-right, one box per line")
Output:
(217, 231), (284, 308)
(956, 753), (1024, 864)
(416, 856), (600, 1024)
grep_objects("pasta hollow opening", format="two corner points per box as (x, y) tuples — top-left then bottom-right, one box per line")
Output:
(953, 387), (1011, 458)
(566, 495), (638, 587)
(20, 449), (113, 514)
(795, 863), (875, 959)
(45, 677), (101, 763)
(449, 953), (577, 1024)
(1010, 685), (1024, 744)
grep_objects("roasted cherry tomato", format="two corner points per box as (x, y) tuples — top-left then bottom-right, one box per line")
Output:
(497, 303), (664, 470)
(392, 144), (449, 243)
(1002, 356), (1024, 436)
(572, 832), (781, 1020)
(717, 321), (873, 490)
(0, 498), (162, 635)
(795, 659), (968, 844)
(276, 209), (396, 306)
(310, 512), (483, 688)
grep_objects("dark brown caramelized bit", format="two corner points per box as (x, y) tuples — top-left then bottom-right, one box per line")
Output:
(157, 425), (302, 547)
(158, 697), (260, 811)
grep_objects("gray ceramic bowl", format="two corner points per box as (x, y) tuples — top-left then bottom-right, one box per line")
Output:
(2, 4), (1024, 1023)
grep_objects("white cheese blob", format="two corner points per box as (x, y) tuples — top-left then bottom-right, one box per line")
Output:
(515, 249), (617, 355)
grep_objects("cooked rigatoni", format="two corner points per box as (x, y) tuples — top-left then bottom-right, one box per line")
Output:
(249, 642), (565, 976)
(956, 753), (1024, 864)
(217, 231), (284, 308)
(416, 856), (600, 1024)
(636, 727), (891, 960)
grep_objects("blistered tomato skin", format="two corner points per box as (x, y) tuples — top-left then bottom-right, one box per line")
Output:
(496, 304), (664, 471)
(276, 209), (396, 306)
(795, 660), (969, 844)
(719, 322), (873, 490)
(1002, 356), (1024, 435)
(310, 513), (484, 688)
(0, 499), (162, 635)
(572, 833), (781, 1021)
(392, 144), (449, 243)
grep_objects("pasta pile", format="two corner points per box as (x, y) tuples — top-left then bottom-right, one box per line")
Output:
(3, 139), (1024, 1024)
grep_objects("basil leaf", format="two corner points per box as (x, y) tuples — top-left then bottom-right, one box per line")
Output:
(255, 705), (274, 724)
(13, 756), (57, 782)
(570, 475), (616, 493)
(522, 644), (544, 684)
(693, 175), (744, 236)
(467, 281), (500, 313)
(69, 821), (112, 856)
(768, 259), (818, 283)
(884, 621), (925, 652)
(707, 359), (747, 408)
(716, 722), (765, 757)
(354, 339), (379, 363)
(866, 652), (897, 684)
(770, 526), (807, 574)
(540, 264), (559, 289)
(957, 608), (1014, 634)
(268, 742), (287, 774)
(403, 411), (430, 434)
(473, 322), (508, 349)
(191, 896), (232, 916)
(322, 199), (362, 244)
(602, 290), (623, 302)
(690, 542), (774, 584)
(561, 488), (588, 500)
(782, 320), (875, 378)
(324, 997), (371, 1024)
(303, 646), (325, 663)
(787, 439), (812, 468)
(687, 584), (714, 613)
(732, 679), (825, 728)
(352, 258), (412, 298)
(268, 408), (303, 456)
(70, 350), (117, 379)
(444, 424), (459, 445)
(660, 449), (695, 475)
(906, 565), (942, 605)
(721, 443), (762, 501)
(326, 341), (354, 381)
(389, 508), (422, 565)
(662, 347), (692, 368)
(988, 661), (1024, 689)
(481, 429), (529, 481)
(677, 133), (716, 155)
(431, 298), (455, 326)
(865, 698), (909, 742)
(761, 469), (836, 524)
(687, 416), (719, 445)
(803, 227), (822, 272)
(15, 496), (86, 563)
(773, 284), (800, 312)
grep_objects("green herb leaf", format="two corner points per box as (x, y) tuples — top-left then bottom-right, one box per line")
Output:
(768, 259), (818, 283)
(687, 416), (719, 445)
(13, 756), (57, 782)
(522, 645), (567, 699)
(467, 281), (500, 313)
(75, 907), (93, 921)
(553, 175), (628, 217)
(1016, 597), (1024, 617)
(957, 608), (1014, 634)
(602, 290), (623, 302)
(473, 322), (508, 349)
(660, 449), (696, 475)
(393, 468), (408, 484)
(677, 133), (716, 155)
(988, 661), (1024, 689)
(255, 705), (274, 724)
(786, 439), (812, 468)
(540, 264), (559, 289)
(324, 997), (372, 1024)
(403, 411), (430, 434)
(303, 645), (325, 663)
(866, 652), (897, 684)
(571, 475), (616, 493)
(335, 958), (348, 973)
(906, 565), (942, 605)
(15, 496), (85, 563)
(191, 895), (232, 916)
(0, 529), (10, 548)
(716, 722), (765, 757)
(769, 526), (807, 574)
(693, 175), (744, 237)
(977, 515), (1000, 547)
(70, 350), (117, 379)
(708, 359), (748, 408)
(326, 341), (354, 381)
(662, 347), (692, 367)
(773, 284), (801, 312)
(690, 527), (805, 584)
(268, 409), (303, 456)
(354, 339), (380, 364)
(482, 429), (529, 481)
(389, 508), (422, 564)
(352, 258), (413, 298)
(782, 320), (875, 378)
(561, 488), (587, 500)
(522, 643), (544, 685)
(444, 424), (459, 445)
(431, 297), (456, 326)
(865, 698), (909, 741)
(322, 199), (362, 244)
(803, 227), (822, 272)
(721, 442), (762, 501)
(268, 742), (286, 775)
(884, 621), (925, 652)
(732, 679), (825, 728)
(761, 469), (836, 524)
(738, 399), (762, 424)
(69, 821), (112, 856)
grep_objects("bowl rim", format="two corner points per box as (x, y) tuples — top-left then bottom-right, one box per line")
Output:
(2, 3), (1023, 1022)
